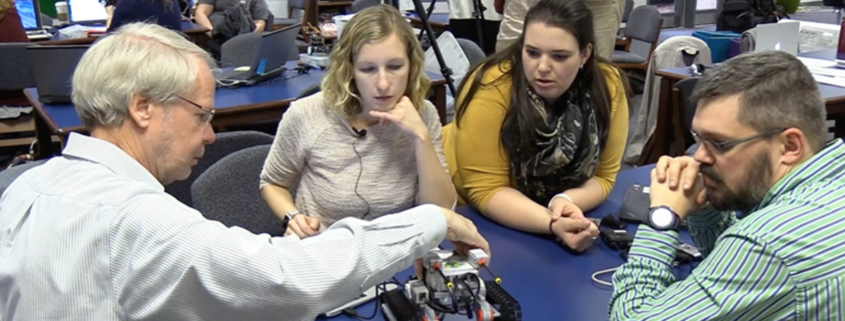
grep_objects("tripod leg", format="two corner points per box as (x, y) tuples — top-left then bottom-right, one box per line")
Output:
(410, 0), (457, 97)
(473, 0), (486, 50)
(417, 0), (438, 41)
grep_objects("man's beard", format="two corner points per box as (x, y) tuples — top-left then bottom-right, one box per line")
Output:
(699, 149), (774, 213)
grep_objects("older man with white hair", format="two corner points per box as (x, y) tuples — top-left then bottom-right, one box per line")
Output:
(0, 23), (489, 321)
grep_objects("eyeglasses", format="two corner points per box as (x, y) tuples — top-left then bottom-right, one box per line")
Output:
(691, 128), (786, 154)
(178, 96), (215, 125)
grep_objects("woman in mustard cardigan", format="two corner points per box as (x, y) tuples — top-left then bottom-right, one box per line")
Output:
(444, 0), (629, 252)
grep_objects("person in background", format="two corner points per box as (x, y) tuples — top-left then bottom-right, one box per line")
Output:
(495, 0), (620, 60)
(610, 50), (845, 320)
(107, 0), (182, 32)
(0, 0), (29, 108)
(105, 0), (116, 29)
(448, 0), (502, 54)
(0, 0), (28, 42)
(194, 0), (268, 37)
(444, 0), (629, 252)
(260, 5), (456, 238)
(194, 0), (268, 59)
(0, 22), (489, 321)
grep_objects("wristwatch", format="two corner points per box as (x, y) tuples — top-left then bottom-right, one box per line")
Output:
(646, 206), (681, 231)
(283, 209), (300, 226)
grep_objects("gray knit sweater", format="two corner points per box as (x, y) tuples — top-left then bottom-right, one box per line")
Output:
(259, 92), (448, 227)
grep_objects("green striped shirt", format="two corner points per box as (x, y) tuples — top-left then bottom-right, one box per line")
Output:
(609, 139), (845, 320)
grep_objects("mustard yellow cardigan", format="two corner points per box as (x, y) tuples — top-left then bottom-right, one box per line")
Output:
(443, 62), (629, 212)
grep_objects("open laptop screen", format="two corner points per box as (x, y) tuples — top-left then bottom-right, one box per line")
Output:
(254, 23), (301, 74)
(68, 0), (108, 24)
(14, 0), (41, 31)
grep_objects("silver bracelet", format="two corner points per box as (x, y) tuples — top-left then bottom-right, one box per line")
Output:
(547, 193), (574, 209)
(285, 209), (300, 221)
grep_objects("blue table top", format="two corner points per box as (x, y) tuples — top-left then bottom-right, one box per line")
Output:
(321, 164), (697, 321)
(29, 61), (446, 133)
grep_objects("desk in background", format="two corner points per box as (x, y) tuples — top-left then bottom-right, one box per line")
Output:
(25, 61), (448, 158)
(323, 164), (697, 321)
(638, 49), (845, 165)
(35, 21), (209, 45)
(406, 13), (450, 35)
(319, 0), (354, 8)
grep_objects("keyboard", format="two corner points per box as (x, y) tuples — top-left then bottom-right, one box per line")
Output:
(26, 30), (52, 40)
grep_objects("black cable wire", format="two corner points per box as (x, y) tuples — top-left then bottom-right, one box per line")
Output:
(351, 137), (371, 219)
(345, 281), (403, 320)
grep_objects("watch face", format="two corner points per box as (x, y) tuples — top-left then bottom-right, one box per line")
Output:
(651, 208), (674, 229)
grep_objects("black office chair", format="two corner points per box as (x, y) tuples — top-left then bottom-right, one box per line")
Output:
(297, 84), (321, 99)
(165, 131), (274, 206)
(192, 144), (285, 236)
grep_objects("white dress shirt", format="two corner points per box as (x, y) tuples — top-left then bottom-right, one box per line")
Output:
(0, 133), (447, 321)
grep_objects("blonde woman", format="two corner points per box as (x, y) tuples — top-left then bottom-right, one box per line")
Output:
(260, 5), (455, 238)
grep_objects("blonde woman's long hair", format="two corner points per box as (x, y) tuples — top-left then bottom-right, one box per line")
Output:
(320, 4), (430, 116)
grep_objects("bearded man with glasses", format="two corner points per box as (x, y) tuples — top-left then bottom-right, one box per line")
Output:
(609, 50), (845, 320)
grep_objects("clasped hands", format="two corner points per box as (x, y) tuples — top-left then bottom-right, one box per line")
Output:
(650, 156), (708, 220)
(548, 197), (598, 252)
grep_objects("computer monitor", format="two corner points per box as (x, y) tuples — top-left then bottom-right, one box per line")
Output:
(68, 0), (108, 24)
(14, 0), (42, 31)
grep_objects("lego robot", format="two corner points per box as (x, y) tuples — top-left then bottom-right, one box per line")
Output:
(381, 249), (521, 321)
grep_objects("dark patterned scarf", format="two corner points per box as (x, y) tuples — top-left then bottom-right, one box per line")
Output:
(512, 84), (601, 205)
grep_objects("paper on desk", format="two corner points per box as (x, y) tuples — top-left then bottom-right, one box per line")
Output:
(798, 57), (837, 68)
(813, 74), (845, 88)
(799, 56), (845, 88)
(807, 66), (845, 78)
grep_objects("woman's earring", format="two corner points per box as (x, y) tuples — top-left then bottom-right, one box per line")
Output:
(579, 63), (584, 69)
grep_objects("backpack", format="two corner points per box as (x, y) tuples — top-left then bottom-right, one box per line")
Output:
(213, 0), (256, 43)
(716, 0), (785, 34)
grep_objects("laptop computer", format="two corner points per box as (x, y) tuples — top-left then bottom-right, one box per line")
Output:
(15, 0), (52, 40)
(68, 0), (109, 25)
(754, 20), (800, 56)
(214, 23), (301, 86)
(28, 45), (90, 104)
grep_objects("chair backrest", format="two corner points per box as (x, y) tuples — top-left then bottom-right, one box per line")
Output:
(457, 38), (486, 70)
(289, 0), (308, 10)
(624, 5), (662, 61)
(297, 84), (321, 99)
(265, 12), (275, 31)
(0, 43), (37, 91)
(165, 130), (274, 206)
(622, 0), (634, 23)
(625, 6), (661, 41)
(191, 144), (285, 236)
(674, 77), (700, 135)
(0, 159), (48, 196)
(352, 0), (380, 12)
(220, 32), (262, 68)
